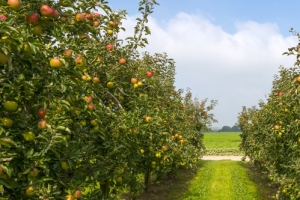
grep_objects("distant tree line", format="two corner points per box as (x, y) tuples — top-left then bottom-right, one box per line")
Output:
(218, 125), (241, 132)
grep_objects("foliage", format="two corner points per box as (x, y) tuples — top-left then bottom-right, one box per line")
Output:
(0, 0), (216, 199)
(238, 28), (300, 199)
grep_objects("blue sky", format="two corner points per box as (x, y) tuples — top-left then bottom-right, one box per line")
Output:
(106, 1), (300, 128)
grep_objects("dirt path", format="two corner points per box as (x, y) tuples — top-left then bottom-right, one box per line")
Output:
(202, 156), (250, 161)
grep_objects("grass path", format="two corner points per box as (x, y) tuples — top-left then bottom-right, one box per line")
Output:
(136, 160), (275, 200)
(180, 161), (259, 200)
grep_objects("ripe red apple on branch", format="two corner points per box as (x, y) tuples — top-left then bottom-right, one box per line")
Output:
(7, 0), (21, 10)
(146, 71), (153, 77)
(40, 5), (53, 17)
(26, 13), (39, 24)
(0, 14), (7, 20)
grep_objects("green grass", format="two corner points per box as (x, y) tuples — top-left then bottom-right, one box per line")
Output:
(203, 132), (243, 155)
(135, 160), (277, 200)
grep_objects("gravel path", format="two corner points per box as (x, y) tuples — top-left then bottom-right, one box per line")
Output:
(202, 156), (250, 161)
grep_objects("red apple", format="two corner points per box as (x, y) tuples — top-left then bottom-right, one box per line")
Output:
(94, 13), (100, 18)
(52, 9), (60, 18)
(146, 71), (153, 77)
(131, 78), (137, 84)
(73, 189), (82, 198)
(40, 5), (53, 17)
(106, 44), (113, 51)
(93, 20), (99, 27)
(88, 102), (95, 111)
(38, 120), (46, 129)
(0, 14), (7, 21)
(119, 58), (126, 64)
(85, 96), (92, 103)
(75, 56), (84, 67)
(38, 108), (46, 118)
(85, 13), (93, 20)
(63, 49), (72, 59)
(26, 13), (39, 24)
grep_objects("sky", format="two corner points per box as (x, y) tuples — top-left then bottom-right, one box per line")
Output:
(104, 1), (300, 128)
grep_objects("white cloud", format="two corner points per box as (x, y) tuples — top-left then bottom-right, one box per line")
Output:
(118, 12), (298, 127)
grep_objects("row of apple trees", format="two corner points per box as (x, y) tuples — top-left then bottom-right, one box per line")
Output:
(238, 29), (300, 199)
(0, 0), (217, 199)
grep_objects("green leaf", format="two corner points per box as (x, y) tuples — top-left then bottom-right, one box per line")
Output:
(0, 138), (17, 147)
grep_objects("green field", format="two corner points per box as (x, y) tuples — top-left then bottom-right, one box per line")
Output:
(203, 132), (243, 155)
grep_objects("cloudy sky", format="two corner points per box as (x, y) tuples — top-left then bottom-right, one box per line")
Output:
(105, 0), (300, 128)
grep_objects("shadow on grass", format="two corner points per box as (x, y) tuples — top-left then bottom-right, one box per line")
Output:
(135, 161), (208, 200)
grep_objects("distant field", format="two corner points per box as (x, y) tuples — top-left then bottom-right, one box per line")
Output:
(203, 132), (243, 155)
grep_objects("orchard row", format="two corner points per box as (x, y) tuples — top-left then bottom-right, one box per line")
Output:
(0, 0), (216, 199)
(238, 32), (300, 199)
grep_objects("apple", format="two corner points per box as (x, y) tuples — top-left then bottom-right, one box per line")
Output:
(92, 77), (100, 83)
(130, 128), (137, 135)
(50, 58), (62, 69)
(40, 5), (53, 17)
(26, 13), (38, 24)
(278, 91), (284, 96)
(85, 13), (93, 20)
(162, 145), (168, 151)
(38, 120), (46, 129)
(93, 20), (99, 27)
(61, 16), (67, 21)
(107, 82), (114, 88)
(279, 102), (282, 105)
(146, 71), (153, 77)
(96, 57), (101, 62)
(32, 25), (42, 35)
(274, 125), (280, 130)
(0, 52), (8, 66)
(63, 49), (72, 59)
(29, 168), (39, 177)
(80, 120), (86, 126)
(296, 76), (300, 83)
(75, 13), (85, 22)
(155, 152), (161, 158)
(73, 189), (82, 198)
(145, 116), (152, 122)
(4, 101), (18, 111)
(106, 44), (114, 51)
(81, 75), (88, 81)
(61, 161), (69, 170)
(119, 58), (126, 64)
(7, 0), (21, 10)
(140, 149), (144, 154)
(66, 195), (75, 200)
(133, 83), (139, 89)
(0, 14), (7, 20)
(179, 139), (184, 144)
(75, 56), (85, 67)
(136, 82), (142, 88)
(52, 9), (60, 18)
(115, 177), (122, 183)
(85, 96), (92, 103)
(26, 186), (34, 196)
(107, 29), (113, 35)
(38, 108), (46, 118)
(2, 118), (13, 128)
(90, 120), (98, 126)
(109, 21), (115, 26)
(88, 102), (95, 111)
(94, 13), (101, 18)
(131, 78), (137, 84)
(23, 132), (35, 141)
